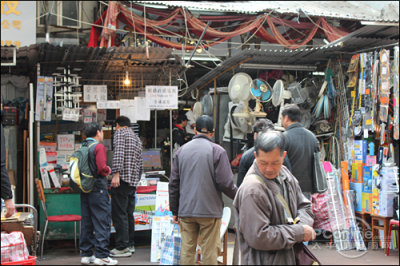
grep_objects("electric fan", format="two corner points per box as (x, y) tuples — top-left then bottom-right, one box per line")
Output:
(272, 80), (292, 128)
(250, 79), (272, 117)
(223, 73), (254, 141)
(192, 101), (203, 121)
(201, 94), (214, 116)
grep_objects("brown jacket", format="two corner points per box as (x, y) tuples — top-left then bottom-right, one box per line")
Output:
(233, 162), (314, 265)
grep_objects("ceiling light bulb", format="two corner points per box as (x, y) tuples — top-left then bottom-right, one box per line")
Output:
(124, 71), (131, 85)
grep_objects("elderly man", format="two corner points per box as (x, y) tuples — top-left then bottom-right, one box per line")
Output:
(169, 115), (237, 265)
(237, 119), (291, 187)
(233, 131), (315, 265)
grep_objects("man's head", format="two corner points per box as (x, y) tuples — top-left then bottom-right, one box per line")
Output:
(115, 116), (131, 130)
(254, 131), (287, 179)
(281, 104), (301, 129)
(177, 113), (188, 127)
(195, 115), (214, 138)
(252, 118), (274, 141)
(83, 122), (104, 142)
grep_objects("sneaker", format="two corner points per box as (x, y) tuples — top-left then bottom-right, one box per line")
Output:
(128, 246), (135, 254)
(93, 257), (118, 265)
(110, 247), (132, 257)
(81, 255), (96, 265)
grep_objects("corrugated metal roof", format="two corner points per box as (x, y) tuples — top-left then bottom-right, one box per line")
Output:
(134, 1), (399, 22)
(1, 44), (184, 98)
(187, 43), (345, 92)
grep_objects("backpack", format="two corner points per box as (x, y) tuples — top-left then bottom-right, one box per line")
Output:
(69, 141), (97, 193)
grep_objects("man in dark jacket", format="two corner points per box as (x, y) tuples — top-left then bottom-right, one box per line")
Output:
(1, 124), (14, 218)
(169, 115), (237, 265)
(172, 113), (190, 156)
(281, 104), (319, 198)
(237, 119), (291, 187)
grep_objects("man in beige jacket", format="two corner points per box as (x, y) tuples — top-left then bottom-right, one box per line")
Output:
(233, 131), (316, 265)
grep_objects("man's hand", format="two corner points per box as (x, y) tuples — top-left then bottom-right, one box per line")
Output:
(302, 225), (316, 242)
(111, 172), (120, 188)
(4, 199), (15, 218)
(172, 215), (180, 224)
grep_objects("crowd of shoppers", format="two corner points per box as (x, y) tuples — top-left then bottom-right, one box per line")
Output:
(3, 103), (319, 265)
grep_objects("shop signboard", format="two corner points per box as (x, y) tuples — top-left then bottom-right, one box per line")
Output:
(145, 86), (178, 110)
(1, 1), (36, 48)
(83, 85), (107, 102)
(57, 134), (75, 151)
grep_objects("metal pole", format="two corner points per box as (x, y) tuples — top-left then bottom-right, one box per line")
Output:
(29, 83), (34, 206)
(214, 79), (217, 137)
(169, 69), (173, 168)
(154, 110), (157, 148)
(186, 21), (211, 66)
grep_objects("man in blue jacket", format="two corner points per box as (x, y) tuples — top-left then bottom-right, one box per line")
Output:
(169, 115), (237, 265)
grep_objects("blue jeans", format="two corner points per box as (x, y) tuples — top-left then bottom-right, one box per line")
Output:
(80, 188), (111, 258)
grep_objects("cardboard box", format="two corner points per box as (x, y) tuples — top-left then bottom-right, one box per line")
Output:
(351, 162), (363, 183)
(40, 142), (57, 152)
(371, 188), (380, 216)
(350, 182), (363, 212)
(7, 170), (15, 186)
(362, 192), (372, 214)
(353, 140), (367, 163)
(362, 166), (372, 193)
(378, 193), (396, 217)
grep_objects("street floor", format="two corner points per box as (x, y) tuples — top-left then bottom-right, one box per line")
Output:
(35, 231), (399, 265)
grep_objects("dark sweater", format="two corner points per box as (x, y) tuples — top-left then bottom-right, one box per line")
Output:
(1, 124), (12, 200)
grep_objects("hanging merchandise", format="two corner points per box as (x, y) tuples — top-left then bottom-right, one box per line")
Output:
(393, 46), (399, 140)
(379, 49), (390, 123)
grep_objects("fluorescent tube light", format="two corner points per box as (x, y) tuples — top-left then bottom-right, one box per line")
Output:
(240, 63), (317, 71)
(312, 72), (325, 76)
(183, 56), (221, 62)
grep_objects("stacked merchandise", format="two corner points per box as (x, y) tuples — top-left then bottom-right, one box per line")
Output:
(321, 46), (399, 251)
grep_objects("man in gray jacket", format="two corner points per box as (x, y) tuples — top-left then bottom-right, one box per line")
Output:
(282, 104), (319, 198)
(169, 115), (237, 265)
(233, 131), (315, 265)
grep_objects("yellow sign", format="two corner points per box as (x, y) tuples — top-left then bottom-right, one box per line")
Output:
(1, 1), (36, 48)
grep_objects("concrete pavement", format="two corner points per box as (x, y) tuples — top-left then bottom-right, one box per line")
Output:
(36, 232), (399, 265)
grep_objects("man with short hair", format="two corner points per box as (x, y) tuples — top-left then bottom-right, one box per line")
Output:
(237, 119), (291, 187)
(281, 104), (319, 198)
(80, 122), (117, 266)
(169, 115), (238, 265)
(233, 131), (315, 265)
(110, 116), (143, 258)
(172, 113), (190, 156)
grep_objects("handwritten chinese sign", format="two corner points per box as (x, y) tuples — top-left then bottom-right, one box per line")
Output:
(1, 1), (36, 48)
(57, 134), (75, 151)
(145, 86), (178, 110)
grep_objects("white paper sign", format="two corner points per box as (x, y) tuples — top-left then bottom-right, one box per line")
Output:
(135, 97), (151, 121)
(145, 86), (178, 110)
(83, 108), (97, 123)
(120, 99), (137, 123)
(97, 100), (120, 109)
(57, 134), (75, 151)
(62, 108), (80, 122)
(83, 85), (107, 102)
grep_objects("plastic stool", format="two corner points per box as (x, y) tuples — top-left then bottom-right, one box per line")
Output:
(386, 219), (399, 256)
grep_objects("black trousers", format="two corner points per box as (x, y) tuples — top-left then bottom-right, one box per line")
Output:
(111, 180), (136, 250)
